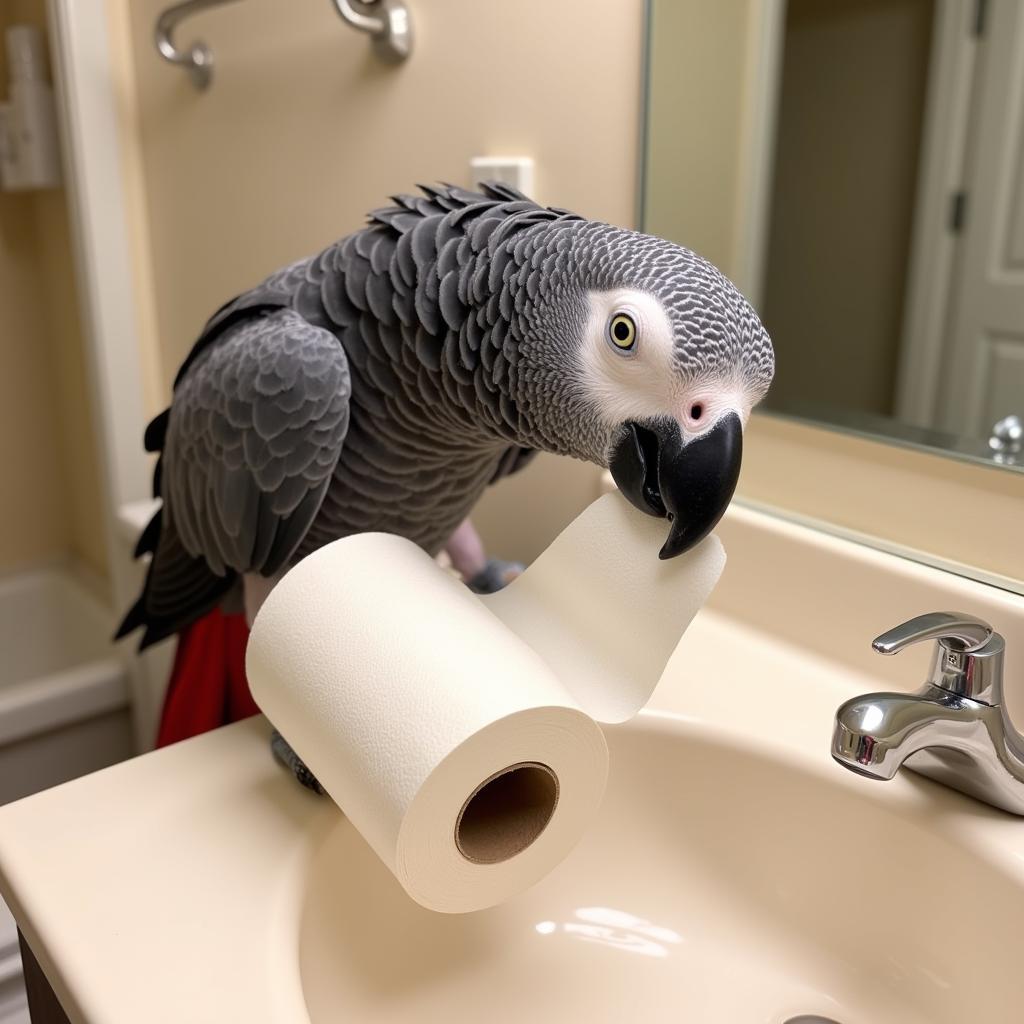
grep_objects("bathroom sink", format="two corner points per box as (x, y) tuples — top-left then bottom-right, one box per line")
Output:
(2, 504), (1024, 1024)
(298, 710), (1022, 1024)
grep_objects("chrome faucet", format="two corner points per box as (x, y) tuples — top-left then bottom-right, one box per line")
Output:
(831, 612), (1024, 815)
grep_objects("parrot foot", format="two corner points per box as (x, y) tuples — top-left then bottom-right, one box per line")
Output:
(270, 729), (324, 795)
(466, 557), (524, 595)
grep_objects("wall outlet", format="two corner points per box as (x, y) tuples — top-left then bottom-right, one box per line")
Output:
(469, 156), (535, 197)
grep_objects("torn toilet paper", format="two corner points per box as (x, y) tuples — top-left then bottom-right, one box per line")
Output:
(246, 491), (725, 913)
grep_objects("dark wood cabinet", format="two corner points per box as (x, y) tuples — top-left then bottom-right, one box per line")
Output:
(17, 932), (71, 1024)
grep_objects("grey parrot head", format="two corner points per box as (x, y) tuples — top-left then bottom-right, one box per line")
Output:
(509, 219), (774, 559)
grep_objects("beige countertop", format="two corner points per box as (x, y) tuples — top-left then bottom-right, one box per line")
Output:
(2, 503), (1024, 1023)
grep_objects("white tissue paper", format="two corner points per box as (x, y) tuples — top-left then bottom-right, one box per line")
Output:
(246, 491), (725, 913)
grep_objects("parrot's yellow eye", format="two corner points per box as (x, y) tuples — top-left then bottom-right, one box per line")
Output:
(607, 312), (637, 353)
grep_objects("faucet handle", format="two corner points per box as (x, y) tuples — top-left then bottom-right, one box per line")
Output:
(872, 612), (992, 654)
(872, 612), (1005, 705)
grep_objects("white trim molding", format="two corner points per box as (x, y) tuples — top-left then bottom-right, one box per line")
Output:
(47, 0), (150, 512)
(47, 0), (166, 749)
(731, 0), (787, 312)
(896, 0), (983, 428)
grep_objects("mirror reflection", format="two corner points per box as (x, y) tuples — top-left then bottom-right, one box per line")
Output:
(644, 0), (1024, 469)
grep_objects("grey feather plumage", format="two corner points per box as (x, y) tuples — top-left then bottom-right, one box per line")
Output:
(119, 182), (772, 647)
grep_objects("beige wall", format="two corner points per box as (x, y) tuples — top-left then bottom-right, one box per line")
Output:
(107, 0), (1024, 588)
(116, 0), (645, 393)
(0, 0), (108, 579)
(108, 0), (645, 558)
(762, 0), (934, 418)
(643, 0), (755, 279)
(0, 181), (68, 572)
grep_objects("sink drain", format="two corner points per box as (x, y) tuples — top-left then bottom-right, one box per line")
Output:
(784, 1018), (843, 1024)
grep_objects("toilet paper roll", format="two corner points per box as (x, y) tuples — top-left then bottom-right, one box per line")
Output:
(246, 492), (725, 913)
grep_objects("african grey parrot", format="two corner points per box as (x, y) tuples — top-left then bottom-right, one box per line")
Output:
(118, 182), (773, 657)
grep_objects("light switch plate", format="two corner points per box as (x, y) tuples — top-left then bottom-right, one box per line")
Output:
(469, 156), (535, 197)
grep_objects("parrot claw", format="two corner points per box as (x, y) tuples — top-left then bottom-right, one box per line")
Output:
(270, 729), (324, 795)
(466, 557), (524, 595)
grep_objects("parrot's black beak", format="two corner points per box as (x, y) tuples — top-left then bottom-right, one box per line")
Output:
(608, 412), (743, 559)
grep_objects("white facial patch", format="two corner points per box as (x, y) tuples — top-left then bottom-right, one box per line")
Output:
(577, 289), (757, 441)
(578, 288), (679, 429)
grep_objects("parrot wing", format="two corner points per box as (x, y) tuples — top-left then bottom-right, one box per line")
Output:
(165, 308), (351, 577)
(117, 308), (350, 647)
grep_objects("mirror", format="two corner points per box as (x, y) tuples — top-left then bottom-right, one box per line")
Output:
(642, 0), (1023, 472)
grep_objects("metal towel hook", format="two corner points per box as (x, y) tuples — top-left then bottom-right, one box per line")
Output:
(330, 0), (413, 62)
(155, 0), (239, 91)
(155, 0), (413, 92)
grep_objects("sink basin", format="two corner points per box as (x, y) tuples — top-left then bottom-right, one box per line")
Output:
(3, 502), (1024, 1024)
(299, 711), (1021, 1024)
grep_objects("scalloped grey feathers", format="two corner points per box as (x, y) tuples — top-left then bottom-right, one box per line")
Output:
(164, 310), (351, 579)
(119, 182), (772, 647)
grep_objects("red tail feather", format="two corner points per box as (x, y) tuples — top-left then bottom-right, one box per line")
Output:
(156, 607), (259, 747)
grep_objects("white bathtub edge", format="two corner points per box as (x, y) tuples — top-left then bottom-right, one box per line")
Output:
(0, 660), (129, 747)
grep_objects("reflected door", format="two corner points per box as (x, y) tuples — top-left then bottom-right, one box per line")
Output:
(940, 0), (1024, 437)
